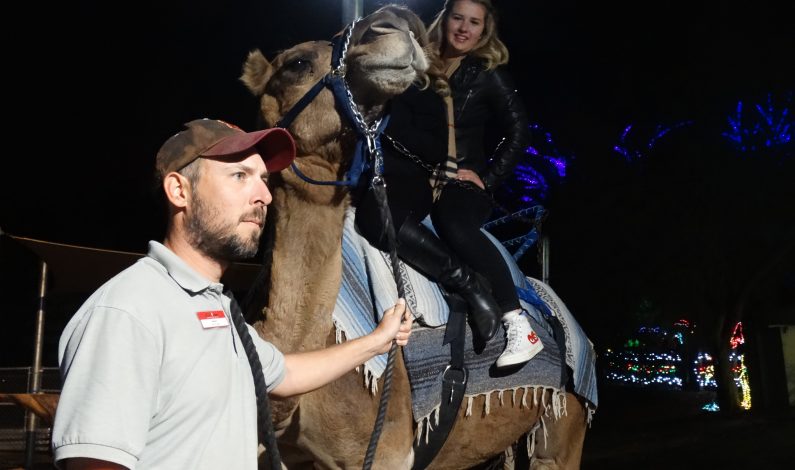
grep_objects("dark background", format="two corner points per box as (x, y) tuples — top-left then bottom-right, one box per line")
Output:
(2, 0), (793, 365)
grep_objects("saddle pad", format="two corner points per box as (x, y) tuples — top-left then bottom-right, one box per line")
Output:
(333, 207), (598, 420)
(403, 307), (565, 437)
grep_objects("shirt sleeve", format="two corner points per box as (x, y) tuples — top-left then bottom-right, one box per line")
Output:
(247, 323), (286, 392)
(52, 306), (160, 469)
(481, 66), (531, 192)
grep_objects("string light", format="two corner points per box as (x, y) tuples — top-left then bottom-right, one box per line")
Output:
(730, 322), (745, 349)
(613, 121), (693, 161)
(498, 123), (571, 208)
(603, 320), (752, 410)
(603, 349), (684, 388)
(722, 92), (793, 154)
(693, 353), (717, 388)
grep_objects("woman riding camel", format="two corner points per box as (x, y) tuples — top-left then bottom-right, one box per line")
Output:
(353, 4), (503, 346)
(427, 0), (542, 367)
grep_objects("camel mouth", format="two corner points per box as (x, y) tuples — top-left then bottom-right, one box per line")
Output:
(360, 62), (415, 74)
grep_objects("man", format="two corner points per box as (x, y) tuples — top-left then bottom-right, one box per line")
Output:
(51, 119), (412, 470)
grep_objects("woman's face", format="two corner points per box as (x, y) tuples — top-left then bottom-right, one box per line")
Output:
(443, 0), (487, 58)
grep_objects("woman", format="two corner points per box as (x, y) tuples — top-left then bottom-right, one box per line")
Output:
(353, 4), (503, 342)
(427, 0), (542, 367)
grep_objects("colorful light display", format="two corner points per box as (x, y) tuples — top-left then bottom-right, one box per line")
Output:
(603, 348), (684, 388)
(606, 320), (752, 410)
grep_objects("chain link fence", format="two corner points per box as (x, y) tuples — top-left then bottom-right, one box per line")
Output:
(0, 367), (60, 469)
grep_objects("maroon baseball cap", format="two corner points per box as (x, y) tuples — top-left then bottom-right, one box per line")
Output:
(156, 118), (296, 179)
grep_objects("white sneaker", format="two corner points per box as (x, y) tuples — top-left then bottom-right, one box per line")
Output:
(495, 310), (544, 368)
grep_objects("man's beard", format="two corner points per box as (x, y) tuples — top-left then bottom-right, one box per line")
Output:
(185, 190), (263, 262)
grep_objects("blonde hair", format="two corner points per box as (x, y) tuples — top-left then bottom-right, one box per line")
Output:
(427, 0), (509, 70)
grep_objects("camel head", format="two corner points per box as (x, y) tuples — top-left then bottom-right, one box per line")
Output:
(240, 5), (429, 169)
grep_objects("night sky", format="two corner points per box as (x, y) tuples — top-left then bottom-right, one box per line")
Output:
(1, 0), (793, 366)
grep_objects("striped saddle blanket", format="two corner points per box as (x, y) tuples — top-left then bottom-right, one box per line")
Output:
(332, 207), (598, 428)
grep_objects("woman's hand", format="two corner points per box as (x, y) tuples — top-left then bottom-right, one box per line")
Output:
(456, 169), (485, 190)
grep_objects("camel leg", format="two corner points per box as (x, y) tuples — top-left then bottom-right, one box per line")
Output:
(277, 350), (415, 469)
(528, 393), (587, 470)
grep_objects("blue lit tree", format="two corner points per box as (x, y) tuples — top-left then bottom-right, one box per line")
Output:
(722, 92), (793, 156)
(494, 123), (570, 212)
(490, 124), (571, 271)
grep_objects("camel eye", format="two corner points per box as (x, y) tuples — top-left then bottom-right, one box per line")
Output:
(284, 57), (312, 74)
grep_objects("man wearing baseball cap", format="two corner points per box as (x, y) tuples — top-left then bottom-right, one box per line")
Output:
(51, 119), (412, 470)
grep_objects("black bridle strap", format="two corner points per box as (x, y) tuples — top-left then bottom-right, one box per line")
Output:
(276, 74), (331, 130)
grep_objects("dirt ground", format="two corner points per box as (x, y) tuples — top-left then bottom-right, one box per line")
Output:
(581, 384), (795, 469)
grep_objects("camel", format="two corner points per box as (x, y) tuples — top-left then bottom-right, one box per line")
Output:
(240, 6), (590, 470)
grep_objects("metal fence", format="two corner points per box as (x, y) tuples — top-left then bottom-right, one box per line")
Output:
(0, 367), (60, 469)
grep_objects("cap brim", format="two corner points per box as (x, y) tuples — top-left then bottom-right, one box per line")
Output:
(202, 127), (296, 172)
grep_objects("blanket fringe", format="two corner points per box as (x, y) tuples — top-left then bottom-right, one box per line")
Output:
(586, 404), (597, 426)
(527, 421), (541, 457)
(525, 414), (550, 459)
(414, 405), (441, 445)
(525, 392), (570, 459)
(412, 386), (567, 444)
(334, 317), (581, 449)
(334, 318), (381, 394)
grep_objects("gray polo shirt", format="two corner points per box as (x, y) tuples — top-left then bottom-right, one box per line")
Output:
(52, 241), (285, 469)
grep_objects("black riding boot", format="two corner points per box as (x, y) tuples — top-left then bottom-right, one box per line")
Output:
(396, 216), (501, 341)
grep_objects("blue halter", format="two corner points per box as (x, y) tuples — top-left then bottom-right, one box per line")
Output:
(276, 20), (390, 187)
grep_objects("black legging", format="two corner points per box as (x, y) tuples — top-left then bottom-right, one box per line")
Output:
(431, 182), (521, 313)
(354, 171), (433, 252)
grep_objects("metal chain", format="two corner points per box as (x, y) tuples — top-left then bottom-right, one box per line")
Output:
(382, 133), (544, 227)
(334, 17), (383, 144)
(382, 133), (439, 174)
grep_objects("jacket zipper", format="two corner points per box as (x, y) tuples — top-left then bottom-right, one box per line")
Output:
(456, 89), (473, 121)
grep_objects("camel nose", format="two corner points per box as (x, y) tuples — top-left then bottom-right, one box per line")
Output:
(361, 16), (410, 40)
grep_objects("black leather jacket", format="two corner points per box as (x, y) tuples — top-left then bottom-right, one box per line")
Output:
(450, 56), (531, 192)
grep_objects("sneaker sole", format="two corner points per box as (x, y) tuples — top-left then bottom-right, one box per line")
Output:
(495, 343), (544, 368)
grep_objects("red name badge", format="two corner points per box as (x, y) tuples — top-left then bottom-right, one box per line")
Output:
(197, 310), (230, 329)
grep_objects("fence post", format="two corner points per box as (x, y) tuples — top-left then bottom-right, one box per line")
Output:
(341, 0), (363, 26)
(541, 235), (550, 285)
(25, 260), (47, 469)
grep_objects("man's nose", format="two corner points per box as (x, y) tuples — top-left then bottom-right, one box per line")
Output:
(254, 178), (273, 206)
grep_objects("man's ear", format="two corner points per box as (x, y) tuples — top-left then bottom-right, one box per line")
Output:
(163, 172), (190, 209)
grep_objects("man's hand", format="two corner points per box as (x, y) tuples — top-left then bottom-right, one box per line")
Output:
(373, 298), (413, 354)
(272, 298), (414, 397)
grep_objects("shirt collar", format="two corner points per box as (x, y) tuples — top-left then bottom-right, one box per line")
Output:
(146, 241), (225, 295)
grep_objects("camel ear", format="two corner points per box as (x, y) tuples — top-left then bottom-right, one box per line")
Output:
(240, 49), (274, 97)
